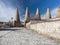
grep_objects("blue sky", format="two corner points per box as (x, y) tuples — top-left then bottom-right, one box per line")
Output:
(0, 0), (60, 22)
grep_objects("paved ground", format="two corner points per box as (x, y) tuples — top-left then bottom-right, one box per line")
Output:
(0, 27), (60, 45)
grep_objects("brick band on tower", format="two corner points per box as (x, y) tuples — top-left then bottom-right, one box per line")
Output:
(35, 8), (41, 20)
(57, 7), (60, 18)
(45, 8), (51, 20)
(13, 8), (21, 27)
(24, 7), (30, 23)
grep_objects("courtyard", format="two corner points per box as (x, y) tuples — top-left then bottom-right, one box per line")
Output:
(0, 27), (60, 45)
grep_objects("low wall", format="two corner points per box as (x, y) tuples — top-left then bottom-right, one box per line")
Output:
(26, 18), (60, 40)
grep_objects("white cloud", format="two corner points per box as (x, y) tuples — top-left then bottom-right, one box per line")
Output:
(0, 1), (16, 22)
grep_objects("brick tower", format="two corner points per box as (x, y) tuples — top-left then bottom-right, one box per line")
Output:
(24, 7), (30, 23)
(45, 8), (51, 20)
(35, 8), (41, 20)
(13, 8), (21, 27)
(24, 7), (30, 27)
(57, 7), (60, 18)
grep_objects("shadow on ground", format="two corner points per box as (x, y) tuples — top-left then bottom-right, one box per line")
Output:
(0, 27), (24, 31)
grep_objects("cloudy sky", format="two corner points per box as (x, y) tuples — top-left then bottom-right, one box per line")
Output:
(0, 0), (60, 22)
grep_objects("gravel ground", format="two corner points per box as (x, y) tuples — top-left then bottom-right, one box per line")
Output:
(0, 27), (60, 45)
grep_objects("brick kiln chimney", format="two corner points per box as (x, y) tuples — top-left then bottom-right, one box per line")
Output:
(24, 7), (30, 23)
(35, 8), (41, 20)
(13, 8), (21, 27)
(24, 7), (30, 27)
(45, 8), (51, 20)
(57, 7), (60, 18)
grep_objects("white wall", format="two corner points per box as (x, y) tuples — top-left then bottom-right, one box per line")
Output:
(26, 19), (60, 39)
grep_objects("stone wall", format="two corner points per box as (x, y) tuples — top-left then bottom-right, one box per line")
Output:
(26, 18), (60, 40)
